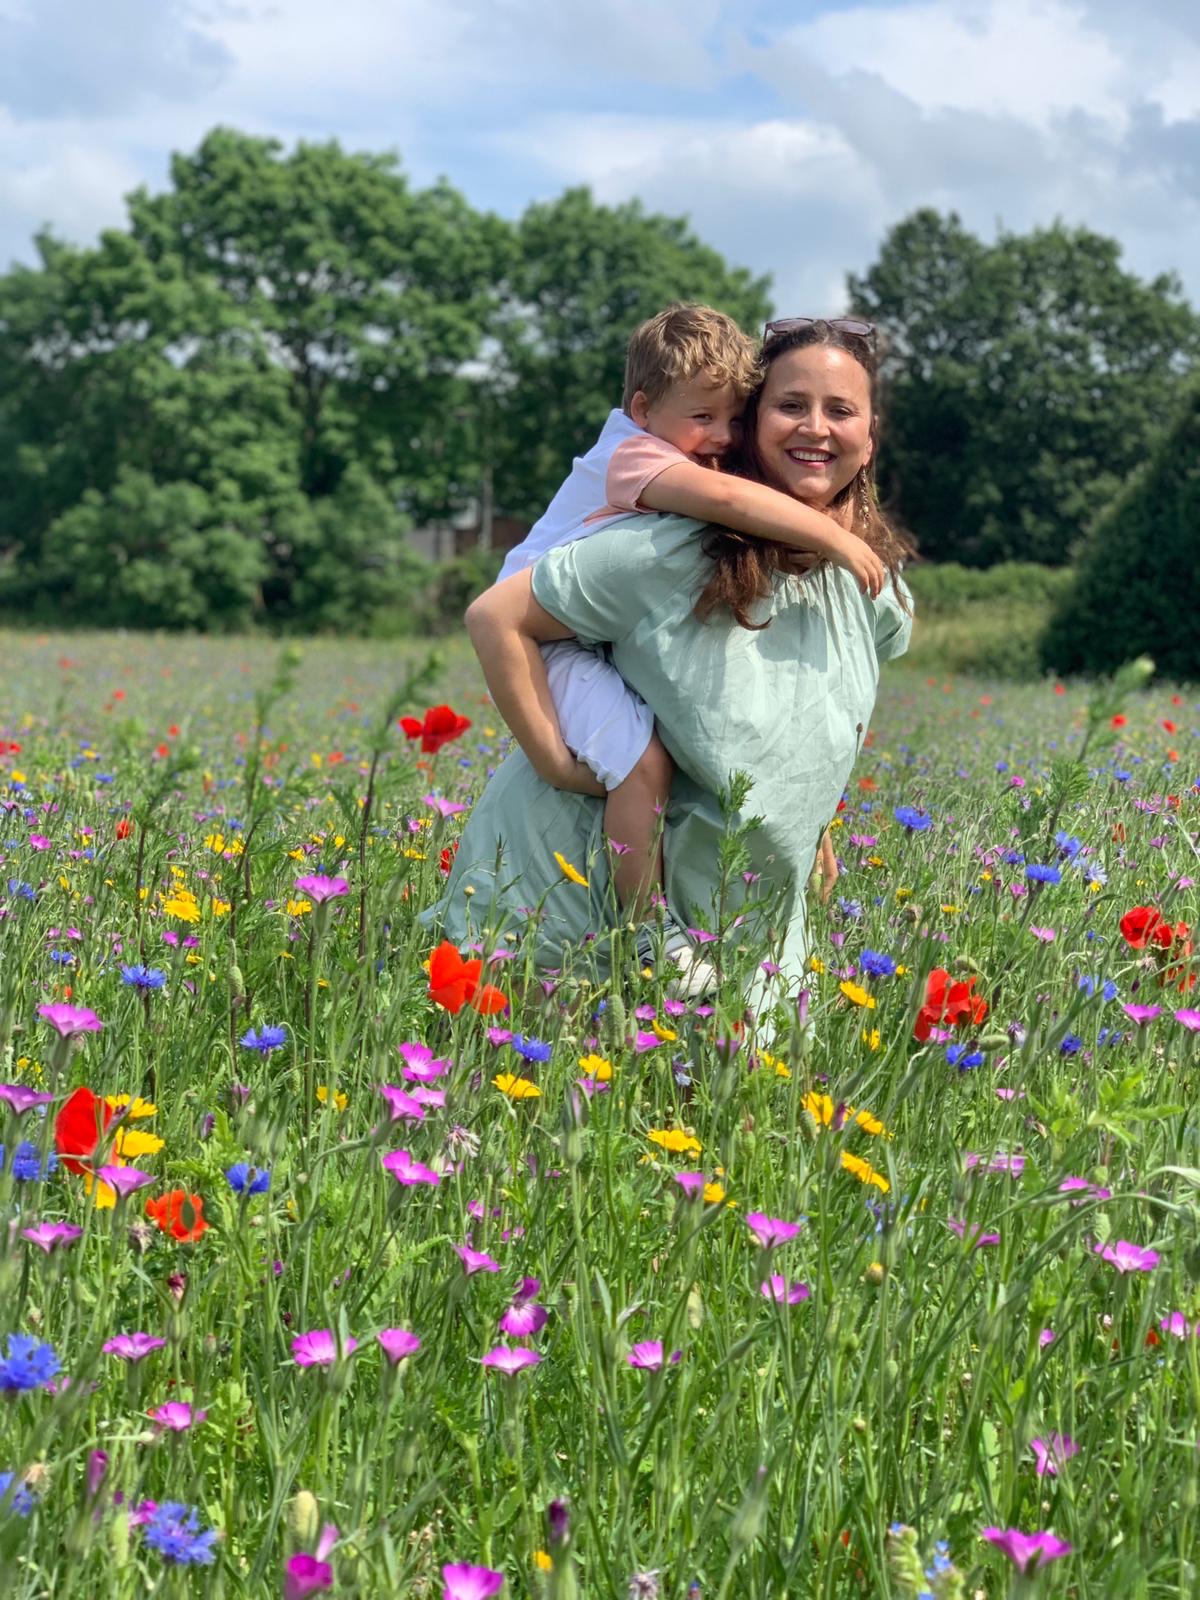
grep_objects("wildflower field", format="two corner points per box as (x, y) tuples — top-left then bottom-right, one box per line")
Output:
(1, 628), (1197, 1600)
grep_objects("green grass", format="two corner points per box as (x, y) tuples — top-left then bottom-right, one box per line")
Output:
(0, 629), (1196, 1600)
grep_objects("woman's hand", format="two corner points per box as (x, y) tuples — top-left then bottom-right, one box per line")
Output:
(818, 830), (839, 903)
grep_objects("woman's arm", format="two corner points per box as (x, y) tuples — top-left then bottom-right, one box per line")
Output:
(639, 463), (885, 597)
(464, 571), (605, 797)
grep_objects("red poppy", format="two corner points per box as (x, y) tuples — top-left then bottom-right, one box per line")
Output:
(146, 1189), (208, 1243)
(1111, 714), (1127, 729)
(1163, 720), (1177, 734)
(914, 967), (988, 1042)
(1119, 906), (1169, 950)
(54, 1086), (113, 1174)
(399, 705), (472, 754)
(115, 818), (132, 840)
(439, 840), (459, 876)
(427, 940), (508, 1015)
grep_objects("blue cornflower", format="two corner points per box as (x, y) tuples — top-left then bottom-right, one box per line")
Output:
(1102, 979), (1119, 1002)
(1114, 769), (1131, 783)
(7, 878), (35, 900)
(1060, 1034), (1084, 1056)
(1025, 864), (1062, 885)
(0, 1334), (61, 1392)
(1002, 850), (1026, 865)
(143, 1502), (218, 1565)
(0, 1471), (35, 1517)
(239, 1024), (288, 1054)
(837, 897), (864, 921)
(510, 1033), (552, 1064)
(1097, 1027), (1122, 1048)
(945, 1044), (985, 1071)
(1054, 831), (1084, 860)
(860, 949), (897, 978)
(893, 806), (933, 832)
(995, 761), (1009, 773)
(120, 964), (167, 991)
(0, 1141), (58, 1183)
(49, 949), (75, 965)
(225, 1162), (270, 1195)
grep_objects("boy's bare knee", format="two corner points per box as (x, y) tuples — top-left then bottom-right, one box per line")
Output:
(631, 734), (673, 793)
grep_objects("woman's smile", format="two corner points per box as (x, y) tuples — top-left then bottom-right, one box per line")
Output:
(757, 345), (874, 507)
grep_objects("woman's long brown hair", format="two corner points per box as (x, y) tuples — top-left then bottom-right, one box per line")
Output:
(694, 321), (914, 630)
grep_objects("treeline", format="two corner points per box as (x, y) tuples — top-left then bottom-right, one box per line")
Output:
(0, 128), (1197, 672)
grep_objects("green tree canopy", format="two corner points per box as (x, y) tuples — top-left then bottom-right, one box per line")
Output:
(492, 188), (773, 521)
(849, 210), (1200, 566)
(1041, 385), (1200, 680)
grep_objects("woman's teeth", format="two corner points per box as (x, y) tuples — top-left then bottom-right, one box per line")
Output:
(787, 449), (835, 464)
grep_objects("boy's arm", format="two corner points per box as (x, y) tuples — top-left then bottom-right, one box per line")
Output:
(640, 462), (886, 597)
(464, 572), (605, 797)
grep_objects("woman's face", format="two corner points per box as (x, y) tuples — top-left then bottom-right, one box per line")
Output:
(754, 344), (874, 507)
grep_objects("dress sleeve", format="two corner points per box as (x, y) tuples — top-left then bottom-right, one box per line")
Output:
(604, 435), (688, 511)
(531, 516), (688, 648)
(874, 574), (914, 663)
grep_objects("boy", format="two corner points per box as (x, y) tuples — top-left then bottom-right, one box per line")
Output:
(478, 303), (881, 993)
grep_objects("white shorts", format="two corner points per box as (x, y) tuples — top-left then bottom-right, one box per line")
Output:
(541, 639), (654, 790)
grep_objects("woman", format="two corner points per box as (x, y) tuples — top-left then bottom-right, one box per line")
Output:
(428, 320), (913, 1000)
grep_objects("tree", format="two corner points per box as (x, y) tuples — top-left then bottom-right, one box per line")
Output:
(1040, 385), (1200, 680)
(491, 188), (772, 521)
(848, 211), (1200, 566)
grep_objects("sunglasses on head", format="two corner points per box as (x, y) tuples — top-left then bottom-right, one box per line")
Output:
(764, 317), (875, 341)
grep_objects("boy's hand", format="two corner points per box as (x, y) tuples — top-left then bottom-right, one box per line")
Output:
(824, 531), (886, 599)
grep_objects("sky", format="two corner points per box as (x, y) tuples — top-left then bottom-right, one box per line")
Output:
(1, 0), (1198, 314)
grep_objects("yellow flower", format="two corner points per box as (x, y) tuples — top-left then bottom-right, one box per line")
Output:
(10, 769), (26, 784)
(866, 854), (885, 868)
(553, 851), (588, 888)
(286, 898), (312, 917)
(851, 1108), (888, 1138)
(980, 870), (993, 882)
(494, 1073), (541, 1100)
(578, 1053), (613, 1081)
(114, 1128), (165, 1161)
(802, 1092), (834, 1127)
(651, 1020), (677, 1042)
(402, 849), (427, 861)
(161, 895), (200, 923)
(316, 1085), (348, 1111)
(839, 980), (876, 1009)
(703, 1181), (726, 1204)
(808, 955), (826, 974)
(534, 1552), (552, 1573)
(58, 874), (71, 892)
(211, 898), (231, 916)
(895, 887), (912, 900)
(82, 1172), (117, 1209)
(941, 904), (961, 915)
(841, 1150), (890, 1193)
(648, 1128), (703, 1158)
(105, 1095), (157, 1120)
(288, 847), (306, 861)
(760, 1050), (791, 1078)
(861, 1028), (881, 1051)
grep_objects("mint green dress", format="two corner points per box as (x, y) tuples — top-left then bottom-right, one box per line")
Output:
(429, 515), (911, 998)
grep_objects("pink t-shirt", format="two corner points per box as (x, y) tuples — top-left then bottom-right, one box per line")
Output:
(582, 433), (689, 525)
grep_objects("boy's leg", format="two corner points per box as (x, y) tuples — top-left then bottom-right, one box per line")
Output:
(604, 732), (672, 918)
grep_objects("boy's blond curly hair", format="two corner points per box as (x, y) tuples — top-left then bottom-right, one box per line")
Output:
(622, 302), (760, 412)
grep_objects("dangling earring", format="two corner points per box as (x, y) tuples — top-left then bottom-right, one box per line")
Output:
(856, 470), (872, 528)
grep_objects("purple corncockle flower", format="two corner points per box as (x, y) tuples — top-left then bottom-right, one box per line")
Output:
(1030, 1434), (1078, 1476)
(626, 1342), (681, 1371)
(481, 1345), (540, 1375)
(981, 1527), (1072, 1574)
(86, 1450), (109, 1499)
(1094, 1239), (1158, 1273)
(28, 833), (50, 850)
(686, 928), (718, 944)
(965, 1153), (1025, 1177)
(1175, 1009), (1200, 1032)
(1039, 1328), (1055, 1348)
(674, 1172), (706, 1199)
(149, 1401), (207, 1432)
(0, 1083), (54, 1114)
(760, 1275), (811, 1305)
(36, 1002), (102, 1038)
(1123, 1003), (1162, 1025)
(455, 1244), (500, 1275)
(994, 1086), (1025, 1101)
(745, 1212), (803, 1249)
(633, 1031), (661, 1053)
(382, 1149), (440, 1187)
(21, 1221), (83, 1254)
(485, 1027), (513, 1046)
(499, 1303), (548, 1338)
(1159, 1313), (1199, 1339)
(294, 875), (349, 903)
(1058, 1176), (1111, 1203)
(1030, 925), (1056, 942)
(378, 1328), (421, 1364)
(442, 1564), (505, 1600)
(398, 1043), (450, 1082)
(947, 1218), (1001, 1248)
(285, 1552), (334, 1599)
(291, 1330), (357, 1367)
(408, 1085), (445, 1109)
(422, 794), (469, 818)
(103, 1333), (166, 1362)
(512, 1276), (540, 1305)
(378, 1085), (427, 1123)
(97, 1165), (156, 1199)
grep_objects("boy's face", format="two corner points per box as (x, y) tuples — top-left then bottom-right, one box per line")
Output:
(630, 377), (742, 462)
